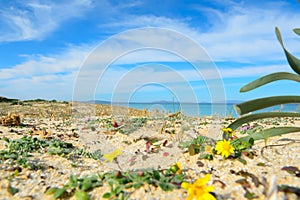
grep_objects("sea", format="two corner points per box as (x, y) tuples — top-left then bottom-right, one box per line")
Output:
(110, 102), (300, 118)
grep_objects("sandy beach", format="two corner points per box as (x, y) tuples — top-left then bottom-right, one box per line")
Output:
(0, 100), (299, 200)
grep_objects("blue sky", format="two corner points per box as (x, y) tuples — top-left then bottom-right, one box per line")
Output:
(0, 0), (300, 103)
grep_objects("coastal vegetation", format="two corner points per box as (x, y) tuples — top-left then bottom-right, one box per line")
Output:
(223, 26), (300, 145)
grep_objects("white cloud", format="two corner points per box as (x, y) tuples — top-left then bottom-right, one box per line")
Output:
(0, 35), (289, 100)
(193, 2), (300, 62)
(0, 45), (91, 79)
(1, 72), (77, 100)
(0, 24), (295, 101)
(92, 63), (290, 102)
(1, 0), (300, 100)
(96, 63), (290, 92)
(0, 44), (92, 100)
(0, 0), (93, 42)
(104, 1), (300, 62)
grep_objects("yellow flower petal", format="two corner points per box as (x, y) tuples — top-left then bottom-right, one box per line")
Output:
(215, 140), (235, 158)
(204, 145), (213, 154)
(182, 174), (216, 200)
(205, 185), (215, 193)
(222, 127), (234, 137)
(103, 148), (123, 163)
(195, 174), (210, 186)
(181, 182), (191, 189)
(200, 192), (216, 200)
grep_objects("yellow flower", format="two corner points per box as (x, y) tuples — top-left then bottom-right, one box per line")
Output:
(103, 148), (123, 163)
(170, 162), (182, 174)
(181, 174), (215, 200)
(215, 139), (235, 158)
(204, 145), (213, 154)
(222, 127), (235, 137)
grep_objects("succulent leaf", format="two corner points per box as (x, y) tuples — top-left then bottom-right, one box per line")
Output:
(275, 27), (300, 75)
(235, 96), (300, 115)
(227, 112), (300, 131)
(240, 72), (300, 92)
(234, 127), (300, 142)
(293, 28), (300, 36)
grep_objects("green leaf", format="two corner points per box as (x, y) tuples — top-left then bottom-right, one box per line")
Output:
(113, 185), (123, 195)
(2, 137), (9, 143)
(240, 72), (300, 92)
(244, 191), (257, 199)
(227, 112), (300, 131)
(153, 170), (161, 180)
(7, 185), (19, 195)
(158, 182), (175, 191)
(45, 187), (59, 195)
(235, 141), (252, 151)
(80, 178), (93, 191)
(81, 182), (92, 191)
(200, 154), (213, 160)
(102, 192), (112, 199)
(248, 138), (254, 146)
(275, 27), (300, 75)
(53, 188), (66, 199)
(275, 27), (284, 46)
(293, 28), (300, 36)
(133, 182), (143, 189)
(67, 175), (79, 189)
(234, 96), (300, 115)
(237, 158), (247, 165)
(234, 127), (300, 142)
(75, 190), (90, 200)
(107, 180), (114, 188)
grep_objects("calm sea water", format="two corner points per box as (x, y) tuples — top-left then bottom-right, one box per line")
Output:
(112, 103), (300, 117)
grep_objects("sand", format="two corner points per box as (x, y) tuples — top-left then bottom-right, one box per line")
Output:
(0, 101), (299, 200)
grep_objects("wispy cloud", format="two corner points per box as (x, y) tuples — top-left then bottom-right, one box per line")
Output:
(0, 44), (91, 99)
(191, 1), (300, 62)
(1, 0), (299, 101)
(0, 36), (290, 100)
(94, 63), (290, 93)
(0, 0), (93, 42)
(0, 45), (91, 79)
(103, 1), (300, 62)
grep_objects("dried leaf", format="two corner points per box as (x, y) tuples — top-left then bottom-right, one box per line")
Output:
(281, 166), (300, 177)
(162, 140), (168, 147)
(145, 141), (151, 153)
(213, 180), (226, 189)
(188, 144), (196, 156)
(236, 179), (251, 189)
(196, 160), (204, 167)
(257, 162), (267, 167)
(128, 156), (137, 163)
(278, 185), (300, 196)
(142, 155), (148, 160)
(163, 152), (169, 157)
(103, 131), (115, 135)
(232, 170), (260, 187)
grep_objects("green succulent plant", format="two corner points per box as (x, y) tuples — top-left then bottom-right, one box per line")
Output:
(223, 26), (300, 141)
